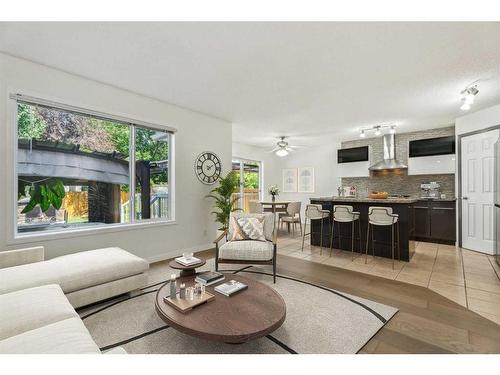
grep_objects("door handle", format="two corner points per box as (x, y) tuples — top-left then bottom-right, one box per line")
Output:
(461, 197), (468, 200)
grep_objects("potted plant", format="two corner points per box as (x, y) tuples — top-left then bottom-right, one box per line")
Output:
(206, 171), (242, 236)
(18, 179), (66, 214)
(268, 185), (279, 202)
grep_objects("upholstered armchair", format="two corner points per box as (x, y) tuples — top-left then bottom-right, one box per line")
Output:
(214, 212), (277, 283)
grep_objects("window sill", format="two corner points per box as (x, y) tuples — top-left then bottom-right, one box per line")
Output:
(7, 220), (177, 246)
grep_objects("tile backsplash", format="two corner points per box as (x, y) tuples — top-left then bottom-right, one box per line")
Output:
(340, 126), (455, 198)
(342, 174), (455, 198)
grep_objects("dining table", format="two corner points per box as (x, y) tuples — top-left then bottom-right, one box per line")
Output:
(259, 200), (291, 229)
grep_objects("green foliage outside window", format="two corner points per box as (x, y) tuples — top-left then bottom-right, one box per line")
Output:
(244, 172), (259, 189)
(18, 103), (170, 188)
(17, 104), (47, 139)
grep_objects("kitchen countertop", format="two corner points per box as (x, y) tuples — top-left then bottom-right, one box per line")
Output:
(417, 198), (457, 202)
(311, 197), (419, 204)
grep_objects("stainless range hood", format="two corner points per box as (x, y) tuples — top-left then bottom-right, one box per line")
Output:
(368, 133), (407, 171)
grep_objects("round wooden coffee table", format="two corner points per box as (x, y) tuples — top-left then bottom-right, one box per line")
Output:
(168, 258), (206, 277)
(155, 274), (286, 344)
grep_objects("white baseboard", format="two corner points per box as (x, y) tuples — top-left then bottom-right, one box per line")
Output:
(145, 242), (214, 264)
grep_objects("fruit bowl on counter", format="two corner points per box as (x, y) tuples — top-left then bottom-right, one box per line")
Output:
(368, 191), (389, 199)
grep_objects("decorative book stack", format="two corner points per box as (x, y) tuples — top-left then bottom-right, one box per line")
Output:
(195, 271), (225, 286)
(175, 255), (202, 266)
(215, 280), (248, 297)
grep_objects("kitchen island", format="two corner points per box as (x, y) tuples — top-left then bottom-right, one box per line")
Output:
(309, 197), (417, 261)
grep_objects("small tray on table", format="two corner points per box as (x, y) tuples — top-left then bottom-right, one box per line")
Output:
(163, 291), (215, 313)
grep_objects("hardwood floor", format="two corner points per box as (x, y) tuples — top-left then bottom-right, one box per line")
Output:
(275, 254), (500, 353)
(196, 246), (500, 353)
(277, 225), (500, 325)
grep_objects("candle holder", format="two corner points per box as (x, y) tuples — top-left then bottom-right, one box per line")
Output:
(186, 287), (195, 300)
(194, 282), (203, 298)
(170, 274), (177, 299)
(179, 283), (186, 299)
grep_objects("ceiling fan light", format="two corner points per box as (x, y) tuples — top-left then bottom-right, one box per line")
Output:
(276, 148), (289, 157)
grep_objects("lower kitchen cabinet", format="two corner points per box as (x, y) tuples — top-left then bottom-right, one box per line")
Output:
(414, 204), (430, 238)
(414, 200), (456, 245)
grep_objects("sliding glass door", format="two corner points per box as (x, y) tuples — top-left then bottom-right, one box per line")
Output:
(231, 159), (262, 212)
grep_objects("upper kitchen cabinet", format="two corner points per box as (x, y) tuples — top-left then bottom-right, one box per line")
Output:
(337, 146), (370, 177)
(408, 136), (456, 175)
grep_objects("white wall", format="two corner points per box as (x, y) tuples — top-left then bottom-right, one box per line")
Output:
(232, 142), (342, 220)
(455, 103), (500, 135)
(0, 53), (232, 262)
(277, 144), (341, 218)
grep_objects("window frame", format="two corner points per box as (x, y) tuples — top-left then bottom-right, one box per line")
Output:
(231, 157), (264, 210)
(10, 93), (176, 242)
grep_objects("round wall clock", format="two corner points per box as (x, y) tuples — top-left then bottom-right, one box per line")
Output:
(194, 151), (222, 184)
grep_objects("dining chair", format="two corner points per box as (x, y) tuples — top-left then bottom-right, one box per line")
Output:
(279, 201), (302, 235)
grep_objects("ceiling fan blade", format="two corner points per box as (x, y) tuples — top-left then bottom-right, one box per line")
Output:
(268, 147), (280, 153)
(288, 145), (307, 149)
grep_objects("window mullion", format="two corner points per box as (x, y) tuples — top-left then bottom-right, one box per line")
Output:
(129, 124), (136, 224)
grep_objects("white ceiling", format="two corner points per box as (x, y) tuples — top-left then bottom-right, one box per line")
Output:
(1, 22), (500, 148)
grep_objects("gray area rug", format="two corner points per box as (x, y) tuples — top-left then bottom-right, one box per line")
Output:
(78, 260), (397, 354)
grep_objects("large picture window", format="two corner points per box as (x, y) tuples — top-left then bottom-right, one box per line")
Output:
(15, 99), (173, 235)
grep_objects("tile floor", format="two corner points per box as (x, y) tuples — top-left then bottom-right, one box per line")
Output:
(276, 226), (500, 326)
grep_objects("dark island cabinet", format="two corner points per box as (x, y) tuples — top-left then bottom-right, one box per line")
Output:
(414, 200), (456, 245)
(414, 204), (431, 238)
(310, 198), (416, 261)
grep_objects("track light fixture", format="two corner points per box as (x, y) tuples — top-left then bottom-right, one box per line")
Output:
(359, 125), (396, 138)
(460, 85), (479, 111)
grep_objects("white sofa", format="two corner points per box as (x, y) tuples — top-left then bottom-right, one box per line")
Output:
(0, 284), (124, 354)
(0, 246), (150, 354)
(0, 246), (149, 308)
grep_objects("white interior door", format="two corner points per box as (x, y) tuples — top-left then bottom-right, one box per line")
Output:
(461, 129), (499, 254)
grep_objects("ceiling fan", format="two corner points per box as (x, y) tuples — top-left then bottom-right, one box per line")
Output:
(269, 136), (303, 157)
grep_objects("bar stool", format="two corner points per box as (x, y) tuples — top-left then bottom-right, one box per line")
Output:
(365, 206), (400, 270)
(302, 204), (331, 255)
(329, 205), (362, 260)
